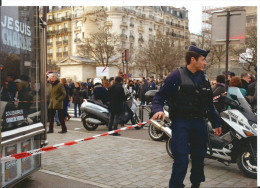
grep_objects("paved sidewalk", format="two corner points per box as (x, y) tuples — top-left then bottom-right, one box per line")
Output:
(40, 128), (256, 188)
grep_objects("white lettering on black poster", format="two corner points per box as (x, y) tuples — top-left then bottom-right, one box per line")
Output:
(5, 109), (24, 123)
(1, 16), (31, 51)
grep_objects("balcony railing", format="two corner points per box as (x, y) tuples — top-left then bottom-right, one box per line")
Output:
(56, 41), (62, 45)
(138, 26), (144, 32)
(138, 38), (144, 42)
(47, 42), (53, 46)
(63, 51), (68, 56)
(121, 21), (127, 26)
(47, 53), (53, 57)
(129, 35), (135, 40)
(74, 38), (81, 43)
(130, 23), (134, 27)
(120, 34), (128, 39)
(56, 52), (62, 57)
(63, 40), (68, 44)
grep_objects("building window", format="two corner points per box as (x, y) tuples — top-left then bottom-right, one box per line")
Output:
(76, 21), (81, 27)
(48, 15), (52, 19)
(64, 36), (68, 40)
(48, 48), (53, 53)
(48, 26), (52, 31)
(57, 13), (61, 19)
(58, 47), (62, 52)
(57, 25), (61, 31)
(64, 23), (68, 28)
(64, 46), (68, 52)
(122, 29), (125, 34)
(65, 12), (69, 18)
(122, 16), (126, 22)
(139, 21), (143, 27)
(76, 33), (80, 39)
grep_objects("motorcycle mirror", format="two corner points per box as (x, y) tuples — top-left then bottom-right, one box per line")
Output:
(230, 94), (238, 101)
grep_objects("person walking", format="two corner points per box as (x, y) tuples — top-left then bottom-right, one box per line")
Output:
(107, 76), (126, 136)
(47, 73), (67, 134)
(152, 45), (222, 188)
(61, 78), (71, 121)
(72, 82), (83, 118)
(137, 79), (147, 105)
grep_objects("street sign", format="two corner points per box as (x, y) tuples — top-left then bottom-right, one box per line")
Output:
(211, 10), (246, 45)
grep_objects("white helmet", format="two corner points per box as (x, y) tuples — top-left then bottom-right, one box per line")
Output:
(93, 78), (102, 85)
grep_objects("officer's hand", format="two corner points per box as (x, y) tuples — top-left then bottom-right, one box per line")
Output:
(152, 111), (165, 122)
(214, 127), (222, 136)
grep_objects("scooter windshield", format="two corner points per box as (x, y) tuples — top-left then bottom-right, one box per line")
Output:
(228, 87), (256, 123)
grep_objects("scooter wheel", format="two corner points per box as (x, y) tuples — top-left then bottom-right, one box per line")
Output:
(237, 147), (257, 179)
(166, 137), (174, 159)
(82, 117), (99, 131)
(148, 123), (166, 141)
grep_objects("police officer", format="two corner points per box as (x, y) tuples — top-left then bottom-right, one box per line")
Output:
(148, 76), (156, 90)
(152, 45), (222, 188)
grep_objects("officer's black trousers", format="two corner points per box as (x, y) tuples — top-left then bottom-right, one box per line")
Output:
(169, 117), (207, 188)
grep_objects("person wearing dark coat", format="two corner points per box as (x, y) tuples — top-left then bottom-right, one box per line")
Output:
(72, 82), (83, 117)
(61, 78), (71, 121)
(93, 78), (109, 105)
(137, 80), (147, 105)
(212, 75), (226, 113)
(152, 45), (221, 188)
(107, 76), (126, 136)
(148, 76), (156, 90)
(241, 73), (251, 92)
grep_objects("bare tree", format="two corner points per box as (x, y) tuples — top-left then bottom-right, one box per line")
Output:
(77, 27), (121, 67)
(231, 26), (257, 73)
(135, 32), (185, 79)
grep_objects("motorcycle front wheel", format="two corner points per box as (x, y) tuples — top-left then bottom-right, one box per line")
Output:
(133, 114), (142, 130)
(166, 137), (174, 159)
(148, 123), (166, 141)
(82, 116), (99, 131)
(237, 146), (257, 179)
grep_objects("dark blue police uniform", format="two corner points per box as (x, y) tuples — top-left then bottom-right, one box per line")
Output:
(152, 46), (221, 188)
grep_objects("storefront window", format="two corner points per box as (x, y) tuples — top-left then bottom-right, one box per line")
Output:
(0, 6), (41, 132)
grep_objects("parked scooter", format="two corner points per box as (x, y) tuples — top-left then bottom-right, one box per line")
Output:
(145, 90), (171, 141)
(150, 87), (257, 179)
(80, 94), (140, 131)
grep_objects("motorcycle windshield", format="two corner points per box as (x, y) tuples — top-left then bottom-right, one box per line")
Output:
(228, 87), (256, 123)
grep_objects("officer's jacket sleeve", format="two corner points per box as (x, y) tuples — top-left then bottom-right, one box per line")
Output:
(208, 86), (221, 128)
(152, 70), (180, 113)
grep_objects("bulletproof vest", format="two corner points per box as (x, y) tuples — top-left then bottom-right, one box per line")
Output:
(169, 67), (212, 119)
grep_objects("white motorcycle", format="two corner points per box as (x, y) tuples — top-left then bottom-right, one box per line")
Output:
(151, 87), (257, 179)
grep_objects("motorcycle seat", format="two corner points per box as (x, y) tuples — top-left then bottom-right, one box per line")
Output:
(209, 133), (229, 147)
(87, 99), (108, 109)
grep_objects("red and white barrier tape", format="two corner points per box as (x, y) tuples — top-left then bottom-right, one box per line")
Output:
(0, 121), (151, 163)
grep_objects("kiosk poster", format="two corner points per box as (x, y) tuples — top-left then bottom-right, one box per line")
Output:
(21, 139), (32, 174)
(5, 145), (18, 182)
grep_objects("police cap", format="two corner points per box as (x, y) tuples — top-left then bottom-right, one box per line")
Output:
(188, 45), (210, 58)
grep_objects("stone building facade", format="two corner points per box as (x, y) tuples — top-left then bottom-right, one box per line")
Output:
(46, 6), (190, 81)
